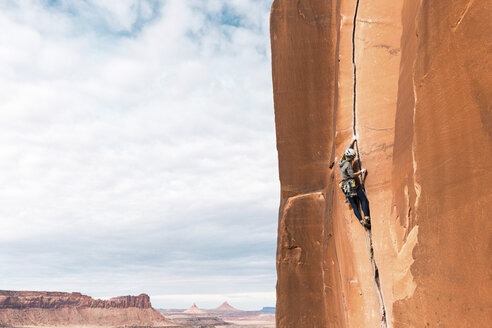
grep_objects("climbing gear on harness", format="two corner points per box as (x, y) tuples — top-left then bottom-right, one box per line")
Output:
(344, 148), (356, 159)
(339, 178), (357, 198)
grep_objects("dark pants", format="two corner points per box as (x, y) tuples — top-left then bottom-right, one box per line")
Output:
(347, 187), (370, 223)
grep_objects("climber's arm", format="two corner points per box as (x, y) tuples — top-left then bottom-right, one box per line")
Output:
(354, 168), (367, 177)
(348, 136), (357, 149)
(340, 137), (358, 160)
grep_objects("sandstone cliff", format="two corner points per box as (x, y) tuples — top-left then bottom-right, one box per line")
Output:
(270, 0), (491, 327)
(0, 291), (170, 326)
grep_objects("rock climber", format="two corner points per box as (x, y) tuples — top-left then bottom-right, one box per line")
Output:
(338, 137), (371, 229)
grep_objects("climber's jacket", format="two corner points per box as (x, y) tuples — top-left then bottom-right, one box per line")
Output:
(338, 158), (355, 181)
(338, 158), (358, 198)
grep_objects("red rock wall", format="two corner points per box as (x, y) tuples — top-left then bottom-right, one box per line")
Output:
(271, 0), (492, 327)
(391, 0), (492, 326)
(270, 0), (345, 326)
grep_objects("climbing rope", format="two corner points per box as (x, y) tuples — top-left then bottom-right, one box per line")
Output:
(351, 0), (387, 326)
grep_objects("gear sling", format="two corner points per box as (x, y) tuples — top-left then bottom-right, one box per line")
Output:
(339, 178), (357, 200)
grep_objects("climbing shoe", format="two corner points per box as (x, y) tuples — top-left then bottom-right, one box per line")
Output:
(358, 220), (371, 230)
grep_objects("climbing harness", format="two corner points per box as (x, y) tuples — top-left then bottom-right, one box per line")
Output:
(351, 0), (387, 326)
(339, 178), (357, 198)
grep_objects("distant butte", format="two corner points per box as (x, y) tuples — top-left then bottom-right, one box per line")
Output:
(213, 301), (240, 312)
(183, 303), (206, 314)
(160, 302), (275, 327)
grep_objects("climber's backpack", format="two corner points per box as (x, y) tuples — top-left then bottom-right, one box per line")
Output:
(339, 179), (357, 198)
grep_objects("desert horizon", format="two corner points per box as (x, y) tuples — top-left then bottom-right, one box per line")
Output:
(0, 289), (275, 328)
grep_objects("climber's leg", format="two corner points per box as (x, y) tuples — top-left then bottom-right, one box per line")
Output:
(347, 196), (363, 223)
(357, 187), (370, 218)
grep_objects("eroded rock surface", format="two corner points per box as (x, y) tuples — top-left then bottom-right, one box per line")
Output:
(271, 0), (491, 327)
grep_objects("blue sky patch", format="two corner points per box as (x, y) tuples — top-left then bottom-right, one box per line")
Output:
(41, 0), (162, 38)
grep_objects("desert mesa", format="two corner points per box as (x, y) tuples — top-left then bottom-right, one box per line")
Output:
(0, 290), (169, 326)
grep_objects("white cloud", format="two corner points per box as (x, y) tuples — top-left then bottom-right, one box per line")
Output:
(0, 0), (277, 310)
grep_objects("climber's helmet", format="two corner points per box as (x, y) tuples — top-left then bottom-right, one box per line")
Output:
(344, 148), (356, 159)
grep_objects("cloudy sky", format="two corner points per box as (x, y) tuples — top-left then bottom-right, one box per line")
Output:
(0, 0), (277, 310)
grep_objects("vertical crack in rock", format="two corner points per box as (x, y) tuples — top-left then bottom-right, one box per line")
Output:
(351, 0), (359, 136)
(351, 1), (388, 326)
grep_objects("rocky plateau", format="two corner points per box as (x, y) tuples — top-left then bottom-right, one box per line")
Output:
(0, 290), (171, 327)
